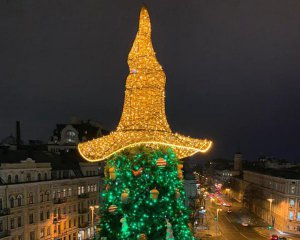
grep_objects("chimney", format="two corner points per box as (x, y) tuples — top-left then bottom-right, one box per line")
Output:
(16, 121), (21, 149)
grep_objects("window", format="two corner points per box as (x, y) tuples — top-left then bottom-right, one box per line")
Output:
(65, 130), (76, 143)
(40, 211), (44, 221)
(28, 193), (33, 204)
(10, 197), (14, 208)
(7, 175), (12, 183)
(45, 191), (50, 201)
(30, 231), (35, 240)
(46, 210), (50, 219)
(40, 228), (44, 238)
(38, 173), (41, 181)
(40, 192), (44, 202)
(0, 198), (2, 210)
(63, 189), (66, 197)
(64, 221), (66, 229)
(29, 213), (34, 224)
(73, 218), (76, 227)
(27, 173), (31, 182)
(44, 173), (47, 180)
(291, 186), (296, 194)
(15, 175), (19, 183)
(289, 211), (294, 220)
(58, 224), (61, 234)
(18, 216), (21, 227)
(10, 218), (14, 229)
(69, 219), (71, 228)
(69, 206), (71, 213)
(47, 226), (50, 236)
(297, 212), (300, 221)
(0, 220), (3, 231)
(290, 199), (295, 207)
(87, 186), (90, 192)
(77, 187), (81, 195)
(17, 195), (22, 206)
(298, 226), (300, 232)
(73, 205), (76, 212)
(68, 188), (72, 197)
(81, 186), (84, 194)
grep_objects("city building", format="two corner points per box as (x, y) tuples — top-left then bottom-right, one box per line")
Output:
(235, 169), (300, 235)
(0, 118), (109, 240)
(0, 149), (100, 240)
(48, 117), (109, 153)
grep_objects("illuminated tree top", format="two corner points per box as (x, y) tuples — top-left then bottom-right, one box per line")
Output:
(78, 6), (212, 162)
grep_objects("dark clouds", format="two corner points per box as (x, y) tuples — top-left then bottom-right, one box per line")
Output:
(0, 0), (299, 161)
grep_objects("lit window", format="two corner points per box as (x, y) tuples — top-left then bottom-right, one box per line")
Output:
(297, 212), (300, 221)
(65, 130), (76, 143)
(290, 199), (295, 207)
(291, 186), (296, 194)
(289, 211), (294, 220)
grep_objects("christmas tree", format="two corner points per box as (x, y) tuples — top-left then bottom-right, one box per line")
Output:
(99, 147), (192, 239)
(78, 5), (212, 240)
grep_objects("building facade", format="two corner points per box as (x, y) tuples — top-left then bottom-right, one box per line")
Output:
(242, 170), (300, 235)
(0, 152), (100, 240)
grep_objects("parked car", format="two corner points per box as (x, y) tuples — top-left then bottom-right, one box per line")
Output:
(241, 222), (249, 227)
(269, 235), (278, 240)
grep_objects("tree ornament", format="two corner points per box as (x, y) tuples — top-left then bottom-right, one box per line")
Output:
(150, 188), (159, 201)
(156, 158), (167, 167)
(175, 189), (181, 199)
(109, 167), (116, 180)
(139, 233), (147, 240)
(177, 164), (183, 180)
(108, 205), (117, 213)
(121, 190), (129, 204)
(132, 167), (143, 177)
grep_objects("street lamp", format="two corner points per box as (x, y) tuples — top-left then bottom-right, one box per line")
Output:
(215, 208), (222, 235)
(267, 198), (274, 227)
(225, 188), (231, 200)
(90, 205), (99, 238)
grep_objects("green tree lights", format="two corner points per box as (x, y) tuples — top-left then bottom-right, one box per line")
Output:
(99, 147), (194, 240)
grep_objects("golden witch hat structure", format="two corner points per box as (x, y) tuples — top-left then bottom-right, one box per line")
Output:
(78, 6), (212, 162)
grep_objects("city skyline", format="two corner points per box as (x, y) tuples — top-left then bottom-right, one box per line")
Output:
(0, 0), (299, 162)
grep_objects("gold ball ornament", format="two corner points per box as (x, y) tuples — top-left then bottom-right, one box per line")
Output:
(175, 189), (181, 199)
(150, 188), (159, 201)
(139, 233), (147, 240)
(109, 167), (116, 180)
(108, 205), (117, 213)
(121, 191), (129, 204)
(156, 158), (167, 167)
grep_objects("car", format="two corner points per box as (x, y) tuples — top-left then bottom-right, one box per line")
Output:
(269, 235), (278, 240)
(241, 222), (249, 227)
(227, 210), (232, 213)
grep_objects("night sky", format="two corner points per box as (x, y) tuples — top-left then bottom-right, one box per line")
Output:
(0, 0), (299, 162)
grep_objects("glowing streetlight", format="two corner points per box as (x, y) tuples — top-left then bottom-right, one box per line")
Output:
(90, 205), (99, 238)
(267, 198), (274, 227)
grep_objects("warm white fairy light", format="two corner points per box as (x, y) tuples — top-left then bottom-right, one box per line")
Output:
(78, 6), (212, 162)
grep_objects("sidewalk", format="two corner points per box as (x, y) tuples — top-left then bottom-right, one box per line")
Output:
(254, 227), (300, 240)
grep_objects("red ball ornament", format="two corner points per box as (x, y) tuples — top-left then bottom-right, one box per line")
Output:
(156, 158), (167, 167)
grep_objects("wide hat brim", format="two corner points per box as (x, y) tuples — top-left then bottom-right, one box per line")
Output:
(78, 130), (212, 162)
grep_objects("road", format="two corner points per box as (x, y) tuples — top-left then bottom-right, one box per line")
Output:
(196, 199), (265, 240)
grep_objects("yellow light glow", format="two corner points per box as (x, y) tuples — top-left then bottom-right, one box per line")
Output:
(78, 6), (212, 162)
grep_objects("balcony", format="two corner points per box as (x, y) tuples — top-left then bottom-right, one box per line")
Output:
(78, 222), (89, 229)
(0, 231), (11, 239)
(0, 209), (10, 216)
(78, 208), (89, 214)
(53, 198), (67, 204)
(78, 193), (89, 199)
